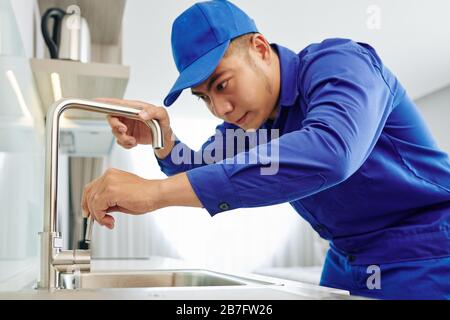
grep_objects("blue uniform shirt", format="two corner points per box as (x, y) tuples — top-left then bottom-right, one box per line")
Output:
(157, 38), (450, 266)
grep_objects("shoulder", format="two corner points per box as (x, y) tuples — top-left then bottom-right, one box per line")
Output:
(299, 38), (368, 59)
(298, 38), (382, 87)
(298, 38), (388, 76)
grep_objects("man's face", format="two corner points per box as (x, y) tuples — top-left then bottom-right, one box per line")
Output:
(191, 47), (278, 131)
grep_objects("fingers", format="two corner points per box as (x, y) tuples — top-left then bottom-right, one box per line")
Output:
(138, 105), (168, 123)
(94, 97), (140, 108)
(94, 97), (120, 103)
(97, 98), (170, 147)
(107, 115), (137, 148)
(89, 194), (116, 229)
(115, 134), (137, 149)
(86, 187), (116, 229)
(81, 177), (115, 229)
(115, 139), (135, 150)
(138, 105), (171, 136)
(94, 97), (166, 124)
(107, 115), (127, 134)
(81, 180), (96, 218)
(95, 97), (149, 110)
(102, 215), (115, 229)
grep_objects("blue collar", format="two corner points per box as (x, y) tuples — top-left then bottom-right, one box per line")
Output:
(271, 43), (300, 107)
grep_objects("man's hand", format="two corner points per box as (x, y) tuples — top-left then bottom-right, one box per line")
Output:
(96, 98), (175, 159)
(81, 169), (203, 229)
(81, 168), (163, 229)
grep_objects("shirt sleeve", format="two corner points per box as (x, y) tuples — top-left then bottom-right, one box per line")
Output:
(156, 122), (240, 176)
(187, 44), (396, 216)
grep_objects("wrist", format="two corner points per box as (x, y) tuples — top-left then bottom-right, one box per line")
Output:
(142, 178), (165, 212)
(158, 173), (202, 209)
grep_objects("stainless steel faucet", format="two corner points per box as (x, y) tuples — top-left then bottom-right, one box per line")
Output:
(38, 98), (164, 290)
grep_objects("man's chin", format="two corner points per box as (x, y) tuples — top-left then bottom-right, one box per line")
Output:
(243, 123), (262, 132)
(238, 120), (255, 131)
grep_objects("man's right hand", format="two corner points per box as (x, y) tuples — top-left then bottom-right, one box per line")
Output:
(97, 98), (175, 159)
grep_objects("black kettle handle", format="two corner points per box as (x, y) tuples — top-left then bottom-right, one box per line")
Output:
(41, 8), (65, 59)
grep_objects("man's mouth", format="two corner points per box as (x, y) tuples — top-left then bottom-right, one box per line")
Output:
(235, 112), (249, 125)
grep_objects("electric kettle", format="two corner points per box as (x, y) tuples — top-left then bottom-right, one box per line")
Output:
(41, 5), (91, 63)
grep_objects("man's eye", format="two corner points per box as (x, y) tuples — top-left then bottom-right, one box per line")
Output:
(198, 95), (210, 103)
(217, 81), (228, 91)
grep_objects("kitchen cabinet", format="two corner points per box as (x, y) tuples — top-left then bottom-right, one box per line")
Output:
(37, 0), (126, 64)
(30, 58), (129, 155)
(33, 0), (129, 156)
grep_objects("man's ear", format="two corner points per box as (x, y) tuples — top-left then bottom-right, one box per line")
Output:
(250, 33), (272, 63)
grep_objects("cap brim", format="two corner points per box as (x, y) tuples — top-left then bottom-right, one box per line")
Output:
(163, 40), (230, 107)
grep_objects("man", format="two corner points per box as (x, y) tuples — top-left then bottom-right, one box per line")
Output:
(82, 0), (450, 299)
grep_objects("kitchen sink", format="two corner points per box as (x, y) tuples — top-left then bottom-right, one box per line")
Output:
(59, 269), (275, 290)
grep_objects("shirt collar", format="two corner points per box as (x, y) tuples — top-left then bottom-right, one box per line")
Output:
(271, 43), (300, 107)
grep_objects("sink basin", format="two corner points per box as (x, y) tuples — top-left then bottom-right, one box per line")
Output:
(59, 269), (274, 290)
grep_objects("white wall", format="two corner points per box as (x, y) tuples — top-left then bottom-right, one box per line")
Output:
(10, 0), (34, 58)
(415, 86), (450, 154)
(122, 0), (450, 118)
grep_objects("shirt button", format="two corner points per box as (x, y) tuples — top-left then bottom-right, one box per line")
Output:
(219, 202), (230, 211)
(347, 255), (356, 263)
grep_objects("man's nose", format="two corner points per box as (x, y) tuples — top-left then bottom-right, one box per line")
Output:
(211, 96), (233, 118)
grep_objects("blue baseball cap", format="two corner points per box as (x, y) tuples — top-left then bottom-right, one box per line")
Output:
(163, 0), (258, 107)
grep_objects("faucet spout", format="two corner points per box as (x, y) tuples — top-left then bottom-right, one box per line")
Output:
(39, 98), (165, 290)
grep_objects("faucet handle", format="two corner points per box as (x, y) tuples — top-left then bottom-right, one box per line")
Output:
(85, 215), (94, 243)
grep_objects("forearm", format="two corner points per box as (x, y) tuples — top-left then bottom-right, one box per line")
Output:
(154, 131), (205, 176)
(155, 139), (222, 176)
(158, 172), (203, 209)
(155, 123), (237, 176)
